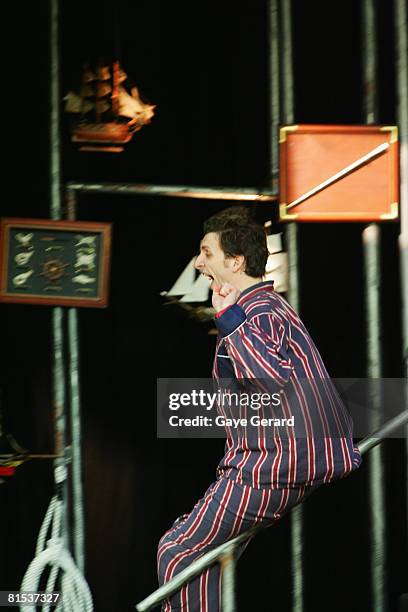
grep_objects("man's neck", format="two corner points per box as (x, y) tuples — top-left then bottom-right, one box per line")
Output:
(233, 275), (264, 292)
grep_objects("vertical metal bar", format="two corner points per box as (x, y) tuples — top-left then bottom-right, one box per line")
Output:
(67, 307), (85, 571)
(66, 188), (78, 220)
(362, 226), (387, 610)
(269, 0), (280, 196)
(281, 0), (294, 126)
(220, 549), (236, 612)
(362, 2), (387, 609)
(50, 0), (61, 223)
(280, 2), (302, 611)
(50, 0), (69, 544)
(362, 0), (378, 123)
(281, 0), (299, 312)
(66, 189), (85, 572)
(394, 0), (408, 540)
(289, 505), (303, 612)
(286, 223), (299, 313)
(51, 307), (69, 541)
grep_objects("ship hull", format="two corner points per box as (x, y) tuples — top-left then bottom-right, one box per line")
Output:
(72, 122), (134, 145)
(71, 121), (140, 152)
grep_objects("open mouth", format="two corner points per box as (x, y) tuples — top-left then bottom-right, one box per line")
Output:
(202, 273), (214, 286)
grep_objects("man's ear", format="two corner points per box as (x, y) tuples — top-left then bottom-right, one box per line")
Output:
(233, 255), (245, 273)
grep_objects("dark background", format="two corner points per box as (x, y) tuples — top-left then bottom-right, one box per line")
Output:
(0, 1), (407, 611)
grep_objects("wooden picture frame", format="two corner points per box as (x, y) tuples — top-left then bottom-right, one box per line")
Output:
(0, 218), (112, 307)
(279, 124), (399, 222)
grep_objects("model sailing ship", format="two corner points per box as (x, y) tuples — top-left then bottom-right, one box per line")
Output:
(64, 61), (156, 152)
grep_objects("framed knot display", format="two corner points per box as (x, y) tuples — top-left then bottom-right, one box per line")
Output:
(0, 218), (112, 307)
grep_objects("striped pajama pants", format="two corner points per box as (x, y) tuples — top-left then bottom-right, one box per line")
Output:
(157, 477), (314, 611)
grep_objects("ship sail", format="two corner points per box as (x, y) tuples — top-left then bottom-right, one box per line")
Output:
(161, 257), (210, 303)
(118, 86), (155, 122)
(83, 69), (96, 82)
(264, 252), (288, 293)
(266, 233), (282, 254)
(64, 92), (94, 114)
(180, 274), (210, 303)
(95, 99), (111, 114)
(264, 234), (288, 292)
(97, 66), (111, 80)
(163, 257), (196, 297)
(96, 82), (112, 98)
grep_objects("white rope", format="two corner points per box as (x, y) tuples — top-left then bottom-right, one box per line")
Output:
(35, 496), (58, 556)
(19, 494), (93, 612)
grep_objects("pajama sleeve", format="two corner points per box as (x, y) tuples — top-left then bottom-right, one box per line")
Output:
(214, 304), (293, 386)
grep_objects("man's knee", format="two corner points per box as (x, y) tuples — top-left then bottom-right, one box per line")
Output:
(157, 537), (169, 585)
(157, 550), (170, 587)
(157, 543), (185, 611)
(157, 536), (181, 586)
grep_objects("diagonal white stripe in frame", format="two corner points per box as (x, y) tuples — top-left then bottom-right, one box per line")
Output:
(286, 141), (390, 210)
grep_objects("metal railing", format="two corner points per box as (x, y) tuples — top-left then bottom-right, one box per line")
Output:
(135, 409), (408, 612)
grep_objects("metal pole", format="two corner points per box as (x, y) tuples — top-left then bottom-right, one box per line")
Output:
(66, 189), (85, 572)
(362, 0), (378, 124)
(50, 0), (69, 544)
(269, 0), (280, 197)
(51, 307), (69, 541)
(362, 1), (387, 609)
(220, 550), (236, 612)
(394, 0), (408, 542)
(281, 0), (294, 126)
(279, 2), (302, 611)
(67, 307), (85, 571)
(50, 0), (62, 223)
(358, 410), (408, 455)
(66, 182), (276, 202)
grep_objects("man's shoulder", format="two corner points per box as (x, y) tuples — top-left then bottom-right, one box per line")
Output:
(241, 289), (283, 318)
(242, 290), (303, 334)
(241, 286), (286, 307)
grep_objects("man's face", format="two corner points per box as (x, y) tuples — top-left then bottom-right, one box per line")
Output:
(194, 232), (235, 290)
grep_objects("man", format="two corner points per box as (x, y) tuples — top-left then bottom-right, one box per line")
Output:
(158, 207), (361, 611)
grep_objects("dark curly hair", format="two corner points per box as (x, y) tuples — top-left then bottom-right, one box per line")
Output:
(203, 207), (268, 277)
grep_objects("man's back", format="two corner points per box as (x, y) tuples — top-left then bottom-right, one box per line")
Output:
(213, 281), (362, 489)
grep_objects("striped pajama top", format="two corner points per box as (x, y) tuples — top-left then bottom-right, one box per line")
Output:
(212, 281), (362, 490)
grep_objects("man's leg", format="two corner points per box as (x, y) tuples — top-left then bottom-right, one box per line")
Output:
(158, 478), (233, 611)
(157, 479), (313, 611)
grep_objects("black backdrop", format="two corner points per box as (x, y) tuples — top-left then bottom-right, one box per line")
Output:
(0, 1), (407, 611)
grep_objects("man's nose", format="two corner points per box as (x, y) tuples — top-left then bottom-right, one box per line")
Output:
(195, 254), (204, 270)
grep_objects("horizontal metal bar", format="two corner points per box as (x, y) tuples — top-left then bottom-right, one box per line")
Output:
(0, 454), (61, 459)
(135, 410), (408, 611)
(66, 181), (277, 202)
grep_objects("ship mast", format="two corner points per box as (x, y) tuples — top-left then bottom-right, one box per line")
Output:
(111, 61), (120, 117)
(95, 62), (111, 123)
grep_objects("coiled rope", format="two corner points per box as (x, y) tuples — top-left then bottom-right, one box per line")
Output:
(19, 467), (93, 612)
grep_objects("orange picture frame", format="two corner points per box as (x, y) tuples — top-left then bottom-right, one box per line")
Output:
(279, 124), (399, 222)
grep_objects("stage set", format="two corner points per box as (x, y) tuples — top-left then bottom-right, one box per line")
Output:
(0, 1), (407, 611)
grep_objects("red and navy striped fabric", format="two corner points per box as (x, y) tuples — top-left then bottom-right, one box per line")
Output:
(157, 281), (362, 611)
(158, 476), (311, 611)
(213, 281), (362, 490)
